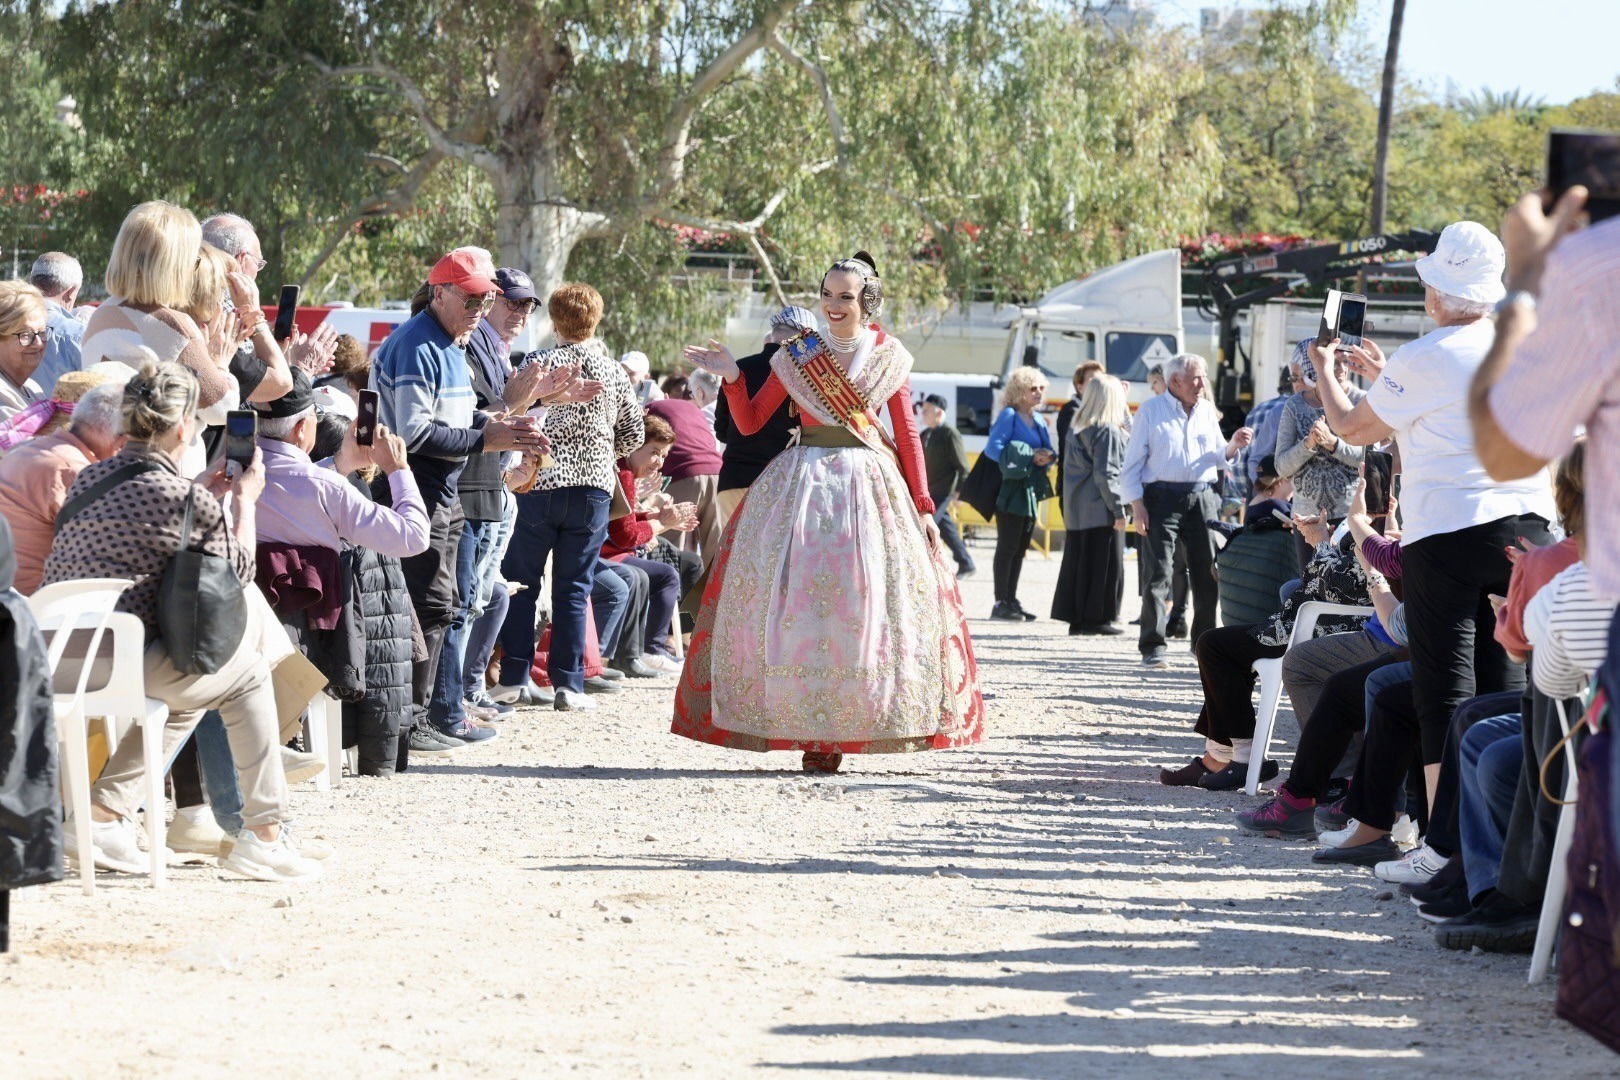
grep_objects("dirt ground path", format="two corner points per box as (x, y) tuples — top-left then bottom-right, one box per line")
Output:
(4, 543), (1614, 1078)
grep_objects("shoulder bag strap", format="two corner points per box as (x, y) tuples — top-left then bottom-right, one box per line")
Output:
(55, 460), (163, 530)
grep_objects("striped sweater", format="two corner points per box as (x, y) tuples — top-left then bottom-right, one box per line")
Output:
(1525, 561), (1618, 699)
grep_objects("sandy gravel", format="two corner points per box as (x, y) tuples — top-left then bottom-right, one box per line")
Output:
(4, 544), (1614, 1079)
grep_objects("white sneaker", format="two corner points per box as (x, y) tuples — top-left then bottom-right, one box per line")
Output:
(1391, 813), (1420, 848)
(281, 745), (327, 785)
(554, 688), (597, 711)
(1374, 843), (1449, 885)
(487, 682), (524, 706)
(279, 823), (333, 862)
(167, 812), (226, 858)
(1318, 817), (1361, 848)
(642, 652), (684, 676)
(220, 829), (323, 882)
(64, 816), (147, 874)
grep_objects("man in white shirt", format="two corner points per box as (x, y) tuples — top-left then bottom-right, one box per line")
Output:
(1120, 352), (1251, 668)
(1313, 221), (1555, 825)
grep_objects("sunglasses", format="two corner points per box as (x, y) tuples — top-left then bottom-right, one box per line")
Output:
(11, 330), (48, 346)
(445, 285), (497, 313)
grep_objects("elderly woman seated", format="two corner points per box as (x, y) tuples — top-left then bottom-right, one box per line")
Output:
(0, 280), (50, 421)
(42, 360), (323, 882)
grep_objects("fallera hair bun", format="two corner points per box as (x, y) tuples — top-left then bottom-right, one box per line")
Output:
(851, 251), (879, 277)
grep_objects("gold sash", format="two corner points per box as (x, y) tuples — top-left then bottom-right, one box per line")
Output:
(783, 331), (896, 457)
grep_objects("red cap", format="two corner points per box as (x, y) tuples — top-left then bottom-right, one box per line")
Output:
(427, 250), (498, 294)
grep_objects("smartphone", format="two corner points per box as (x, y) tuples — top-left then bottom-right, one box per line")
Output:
(1363, 448), (1393, 516)
(224, 410), (257, 477)
(273, 284), (301, 341)
(1315, 289), (1342, 347)
(1270, 508), (1293, 527)
(1548, 128), (1620, 223)
(355, 389), (379, 447)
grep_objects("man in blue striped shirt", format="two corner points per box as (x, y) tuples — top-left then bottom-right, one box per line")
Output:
(372, 250), (547, 750)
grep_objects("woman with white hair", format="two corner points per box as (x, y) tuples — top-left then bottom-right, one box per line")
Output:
(1312, 220), (1556, 861)
(679, 252), (984, 772)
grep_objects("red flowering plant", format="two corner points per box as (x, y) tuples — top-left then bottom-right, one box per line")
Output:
(1, 184), (89, 254)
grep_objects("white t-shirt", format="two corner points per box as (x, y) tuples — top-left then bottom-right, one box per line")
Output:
(1365, 319), (1553, 545)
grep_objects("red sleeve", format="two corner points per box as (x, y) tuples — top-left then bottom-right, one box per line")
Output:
(602, 468), (654, 556)
(887, 380), (934, 517)
(721, 370), (789, 436)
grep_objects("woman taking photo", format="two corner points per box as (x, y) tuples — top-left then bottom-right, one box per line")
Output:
(1274, 338), (1365, 569)
(1053, 373), (1128, 635)
(984, 365), (1055, 621)
(42, 360), (322, 882)
(678, 252), (984, 773)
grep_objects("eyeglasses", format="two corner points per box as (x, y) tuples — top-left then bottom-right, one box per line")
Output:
(242, 252), (267, 273)
(11, 330), (49, 346)
(501, 296), (539, 315)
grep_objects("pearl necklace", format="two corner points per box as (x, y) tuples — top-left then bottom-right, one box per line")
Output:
(826, 324), (863, 353)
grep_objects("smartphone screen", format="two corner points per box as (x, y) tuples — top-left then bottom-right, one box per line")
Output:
(1337, 294), (1367, 348)
(1548, 129), (1620, 222)
(1316, 289), (1342, 347)
(1364, 448), (1393, 516)
(355, 389), (378, 447)
(273, 284), (301, 341)
(225, 410), (257, 476)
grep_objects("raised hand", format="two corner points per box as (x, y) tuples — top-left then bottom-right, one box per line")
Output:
(682, 338), (739, 382)
(1340, 341), (1385, 382)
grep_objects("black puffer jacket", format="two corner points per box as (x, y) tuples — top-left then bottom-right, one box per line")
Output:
(341, 542), (414, 777)
(1217, 527), (1298, 628)
(0, 516), (61, 890)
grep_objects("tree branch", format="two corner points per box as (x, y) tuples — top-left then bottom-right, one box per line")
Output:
(768, 30), (849, 167)
(307, 52), (499, 173)
(650, 0), (804, 201)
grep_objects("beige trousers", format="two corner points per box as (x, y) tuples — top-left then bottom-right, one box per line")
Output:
(716, 487), (747, 533)
(94, 603), (289, 829)
(667, 473), (723, 572)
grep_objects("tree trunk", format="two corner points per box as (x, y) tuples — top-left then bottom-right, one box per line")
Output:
(491, 154), (609, 340)
(1369, 0), (1405, 234)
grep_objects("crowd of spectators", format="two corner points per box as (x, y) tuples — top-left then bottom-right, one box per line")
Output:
(0, 201), (768, 884)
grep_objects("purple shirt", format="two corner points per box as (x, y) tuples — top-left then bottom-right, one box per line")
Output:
(254, 439), (431, 558)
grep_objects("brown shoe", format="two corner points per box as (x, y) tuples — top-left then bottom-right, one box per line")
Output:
(802, 751), (844, 774)
(1159, 757), (1211, 786)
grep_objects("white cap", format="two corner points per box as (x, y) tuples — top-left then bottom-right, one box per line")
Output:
(1415, 221), (1506, 303)
(620, 351), (650, 378)
(311, 383), (358, 420)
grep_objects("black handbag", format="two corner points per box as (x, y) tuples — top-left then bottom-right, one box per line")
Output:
(56, 460), (247, 676)
(957, 453), (1003, 522)
(159, 487), (248, 675)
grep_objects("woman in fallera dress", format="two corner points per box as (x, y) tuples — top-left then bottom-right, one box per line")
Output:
(673, 253), (985, 773)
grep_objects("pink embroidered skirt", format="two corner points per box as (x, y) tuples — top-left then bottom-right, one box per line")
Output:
(673, 442), (985, 754)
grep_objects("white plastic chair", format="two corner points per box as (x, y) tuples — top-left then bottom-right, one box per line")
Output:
(667, 607), (685, 661)
(1529, 694), (1586, 985)
(1246, 601), (1377, 795)
(27, 579), (173, 892)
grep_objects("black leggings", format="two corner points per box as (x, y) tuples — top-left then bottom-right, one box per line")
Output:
(1283, 653), (1405, 801)
(1191, 626), (1285, 748)
(993, 512), (1035, 604)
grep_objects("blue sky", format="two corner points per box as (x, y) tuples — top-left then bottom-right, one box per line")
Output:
(1156, 0), (1619, 105)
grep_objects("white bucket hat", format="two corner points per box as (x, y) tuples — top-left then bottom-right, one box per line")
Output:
(1415, 221), (1506, 303)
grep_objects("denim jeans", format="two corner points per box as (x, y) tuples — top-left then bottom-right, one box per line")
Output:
(193, 710), (245, 834)
(592, 558), (634, 660)
(1363, 661), (1412, 724)
(428, 518), (495, 727)
(498, 486), (612, 693)
(933, 501), (974, 574)
(1457, 712), (1523, 900)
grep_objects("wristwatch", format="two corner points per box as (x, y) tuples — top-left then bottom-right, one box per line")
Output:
(1495, 290), (1537, 315)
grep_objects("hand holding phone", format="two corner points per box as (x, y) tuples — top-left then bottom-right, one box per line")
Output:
(225, 409), (258, 478)
(355, 389), (379, 447)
